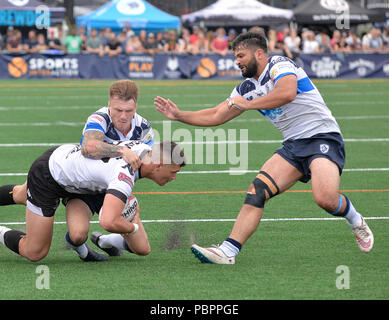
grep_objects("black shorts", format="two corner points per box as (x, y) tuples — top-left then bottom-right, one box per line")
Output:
(62, 193), (105, 215)
(275, 132), (345, 183)
(27, 147), (74, 217)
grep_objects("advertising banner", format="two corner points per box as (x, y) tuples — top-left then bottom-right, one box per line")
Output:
(0, 53), (388, 80)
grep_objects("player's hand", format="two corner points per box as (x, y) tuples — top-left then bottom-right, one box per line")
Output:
(154, 96), (180, 120)
(228, 96), (250, 111)
(120, 148), (141, 172)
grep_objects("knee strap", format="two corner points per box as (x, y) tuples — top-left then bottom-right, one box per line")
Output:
(244, 171), (280, 208)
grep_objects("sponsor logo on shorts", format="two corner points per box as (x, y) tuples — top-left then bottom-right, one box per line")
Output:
(320, 144), (329, 154)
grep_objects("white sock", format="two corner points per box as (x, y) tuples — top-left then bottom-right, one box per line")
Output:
(0, 226), (11, 245)
(219, 240), (240, 257)
(65, 232), (88, 258)
(344, 199), (363, 228)
(98, 234), (127, 250)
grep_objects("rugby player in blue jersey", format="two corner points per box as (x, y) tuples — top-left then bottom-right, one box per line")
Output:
(0, 80), (154, 261)
(155, 32), (374, 264)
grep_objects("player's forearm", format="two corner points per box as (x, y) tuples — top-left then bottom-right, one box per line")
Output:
(82, 140), (122, 159)
(81, 131), (121, 159)
(176, 107), (225, 127)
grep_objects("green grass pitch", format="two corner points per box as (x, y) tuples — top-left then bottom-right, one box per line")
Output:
(0, 79), (388, 300)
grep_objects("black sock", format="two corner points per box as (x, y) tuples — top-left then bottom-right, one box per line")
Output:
(0, 184), (16, 205)
(4, 230), (26, 254)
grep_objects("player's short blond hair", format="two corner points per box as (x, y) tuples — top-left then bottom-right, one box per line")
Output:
(109, 80), (139, 102)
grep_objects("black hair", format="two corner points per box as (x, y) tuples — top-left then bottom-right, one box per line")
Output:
(231, 31), (268, 53)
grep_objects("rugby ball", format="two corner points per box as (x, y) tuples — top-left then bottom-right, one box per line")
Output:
(122, 195), (138, 222)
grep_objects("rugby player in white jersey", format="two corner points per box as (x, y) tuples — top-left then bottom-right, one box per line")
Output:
(0, 80), (155, 261)
(0, 141), (185, 262)
(154, 31), (374, 264)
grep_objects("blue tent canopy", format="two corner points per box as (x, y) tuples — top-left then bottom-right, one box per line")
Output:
(76, 0), (180, 33)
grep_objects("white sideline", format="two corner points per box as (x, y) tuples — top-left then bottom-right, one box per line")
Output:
(1, 216), (388, 226)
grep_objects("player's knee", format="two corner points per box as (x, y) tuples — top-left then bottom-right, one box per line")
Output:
(68, 230), (88, 246)
(244, 171), (279, 208)
(134, 245), (151, 256)
(25, 247), (49, 262)
(13, 184), (27, 205)
(314, 194), (339, 212)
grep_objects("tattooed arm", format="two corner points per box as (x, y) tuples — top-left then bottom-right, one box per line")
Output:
(81, 130), (141, 170)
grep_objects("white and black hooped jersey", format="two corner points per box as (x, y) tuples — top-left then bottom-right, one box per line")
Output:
(230, 55), (341, 141)
(80, 107), (154, 146)
(48, 142), (151, 203)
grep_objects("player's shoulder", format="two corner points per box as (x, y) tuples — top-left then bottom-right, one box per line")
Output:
(268, 55), (298, 70)
(87, 106), (110, 123)
(133, 112), (152, 130)
(234, 78), (256, 96)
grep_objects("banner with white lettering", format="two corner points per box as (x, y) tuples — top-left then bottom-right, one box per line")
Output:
(0, 53), (388, 79)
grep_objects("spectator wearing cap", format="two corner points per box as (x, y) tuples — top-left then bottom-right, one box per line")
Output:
(211, 27), (229, 56)
(227, 29), (236, 50)
(105, 32), (122, 56)
(143, 32), (160, 55)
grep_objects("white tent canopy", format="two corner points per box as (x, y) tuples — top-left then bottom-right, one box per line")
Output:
(182, 0), (293, 27)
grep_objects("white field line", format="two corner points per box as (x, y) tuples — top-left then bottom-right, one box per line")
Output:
(0, 115), (389, 126)
(1, 168), (389, 177)
(0, 138), (389, 148)
(1, 216), (388, 226)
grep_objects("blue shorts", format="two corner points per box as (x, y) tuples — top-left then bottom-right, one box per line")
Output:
(275, 132), (345, 183)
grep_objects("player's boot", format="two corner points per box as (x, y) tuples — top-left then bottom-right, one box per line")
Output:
(351, 217), (374, 253)
(80, 243), (109, 262)
(191, 244), (235, 264)
(91, 231), (123, 257)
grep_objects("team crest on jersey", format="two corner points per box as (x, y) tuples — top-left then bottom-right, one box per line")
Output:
(118, 172), (134, 188)
(320, 144), (329, 154)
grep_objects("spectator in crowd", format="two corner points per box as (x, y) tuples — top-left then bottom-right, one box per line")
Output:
(211, 27), (229, 56)
(268, 29), (283, 53)
(142, 32), (160, 55)
(284, 28), (301, 54)
(36, 33), (47, 53)
(205, 30), (215, 52)
(105, 32), (122, 56)
(362, 28), (384, 53)
(189, 26), (200, 47)
(65, 27), (83, 54)
(24, 30), (40, 53)
(179, 28), (191, 53)
(155, 31), (165, 51)
(318, 32), (332, 53)
(0, 33), (4, 50)
(86, 28), (103, 57)
(227, 29), (237, 51)
(164, 29), (180, 54)
(125, 35), (143, 54)
(190, 29), (208, 54)
(123, 22), (135, 39)
(383, 27), (389, 52)
(78, 26), (87, 51)
(6, 29), (23, 53)
(139, 29), (147, 48)
(302, 30), (320, 54)
(345, 31), (361, 52)
(117, 29), (128, 52)
(99, 28), (112, 46)
(47, 29), (64, 52)
(330, 30), (341, 51)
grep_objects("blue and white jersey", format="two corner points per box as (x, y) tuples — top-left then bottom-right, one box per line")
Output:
(80, 107), (154, 146)
(230, 55), (341, 141)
